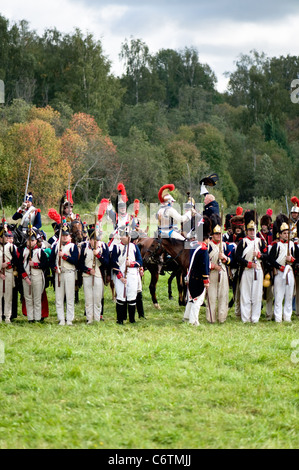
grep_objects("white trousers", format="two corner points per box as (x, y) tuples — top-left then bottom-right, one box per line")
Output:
(55, 271), (76, 323)
(159, 230), (185, 241)
(273, 269), (294, 322)
(114, 271), (138, 302)
(240, 269), (263, 323)
(83, 275), (104, 322)
(22, 272), (44, 321)
(183, 289), (206, 325)
(0, 271), (14, 321)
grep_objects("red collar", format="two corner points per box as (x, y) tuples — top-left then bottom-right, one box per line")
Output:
(212, 240), (220, 245)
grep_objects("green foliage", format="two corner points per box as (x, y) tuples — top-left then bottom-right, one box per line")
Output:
(114, 126), (168, 202)
(192, 123), (239, 204)
(1, 13), (299, 208)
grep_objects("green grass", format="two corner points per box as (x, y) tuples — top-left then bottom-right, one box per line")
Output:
(0, 267), (299, 450)
(0, 222), (299, 449)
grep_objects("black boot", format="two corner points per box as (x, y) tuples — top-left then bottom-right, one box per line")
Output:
(116, 300), (125, 324)
(136, 291), (146, 319)
(100, 298), (104, 320)
(128, 300), (136, 323)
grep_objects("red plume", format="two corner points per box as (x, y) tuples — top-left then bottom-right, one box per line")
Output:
(98, 198), (109, 221)
(266, 208), (273, 217)
(134, 199), (140, 217)
(236, 206), (243, 216)
(158, 184), (175, 203)
(66, 190), (73, 205)
(117, 183), (128, 203)
(291, 196), (299, 207)
(48, 208), (61, 224)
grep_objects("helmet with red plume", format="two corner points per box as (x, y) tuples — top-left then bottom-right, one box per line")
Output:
(158, 184), (175, 203)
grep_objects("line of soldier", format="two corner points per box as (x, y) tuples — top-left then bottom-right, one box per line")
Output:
(0, 187), (145, 326)
(1, 181), (299, 327)
(182, 196), (299, 326)
(154, 182), (299, 326)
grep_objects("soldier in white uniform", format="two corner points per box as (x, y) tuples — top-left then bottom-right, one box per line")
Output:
(111, 227), (143, 324)
(79, 227), (110, 324)
(60, 191), (76, 223)
(107, 183), (131, 250)
(236, 210), (268, 323)
(207, 214), (232, 323)
(268, 214), (299, 323)
(156, 184), (194, 240)
(227, 209), (245, 318)
(19, 228), (48, 322)
(0, 228), (18, 323)
(49, 223), (79, 325)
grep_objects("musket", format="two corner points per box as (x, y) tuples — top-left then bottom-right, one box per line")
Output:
(28, 213), (32, 295)
(253, 199), (257, 281)
(67, 173), (71, 221)
(285, 194), (289, 218)
(0, 196), (5, 294)
(186, 163), (195, 236)
(123, 231), (130, 299)
(57, 204), (63, 288)
(218, 205), (224, 283)
(286, 216), (291, 286)
(206, 288), (213, 323)
(92, 215), (97, 287)
(24, 159), (32, 203)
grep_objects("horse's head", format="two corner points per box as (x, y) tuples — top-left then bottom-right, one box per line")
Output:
(70, 220), (83, 244)
(138, 237), (165, 265)
(10, 224), (27, 248)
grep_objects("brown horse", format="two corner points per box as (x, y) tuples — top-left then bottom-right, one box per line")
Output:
(70, 220), (83, 244)
(138, 236), (187, 308)
(158, 238), (190, 275)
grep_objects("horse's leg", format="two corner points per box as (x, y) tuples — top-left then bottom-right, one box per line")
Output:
(177, 272), (186, 306)
(149, 268), (161, 309)
(168, 271), (176, 300)
(110, 279), (116, 302)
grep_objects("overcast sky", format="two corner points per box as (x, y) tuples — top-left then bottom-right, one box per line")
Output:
(2, 0), (299, 92)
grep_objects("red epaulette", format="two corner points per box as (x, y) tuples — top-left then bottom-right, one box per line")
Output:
(201, 243), (207, 250)
(35, 208), (41, 213)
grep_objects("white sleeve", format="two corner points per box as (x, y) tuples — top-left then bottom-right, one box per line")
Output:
(168, 207), (191, 223)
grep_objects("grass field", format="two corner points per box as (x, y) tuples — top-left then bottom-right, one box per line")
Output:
(0, 222), (299, 449)
(0, 268), (299, 449)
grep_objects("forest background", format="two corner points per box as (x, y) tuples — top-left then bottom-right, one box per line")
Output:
(1, 15), (299, 218)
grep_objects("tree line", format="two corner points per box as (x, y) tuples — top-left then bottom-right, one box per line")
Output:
(0, 14), (299, 212)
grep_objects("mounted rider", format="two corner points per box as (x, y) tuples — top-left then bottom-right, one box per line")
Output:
(156, 184), (195, 240)
(107, 183), (140, 249)
(12, 192), (42, 233)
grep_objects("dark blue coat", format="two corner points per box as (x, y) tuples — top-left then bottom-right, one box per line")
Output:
(203, 200), (219, 218)
(188, 242), (210, 299)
